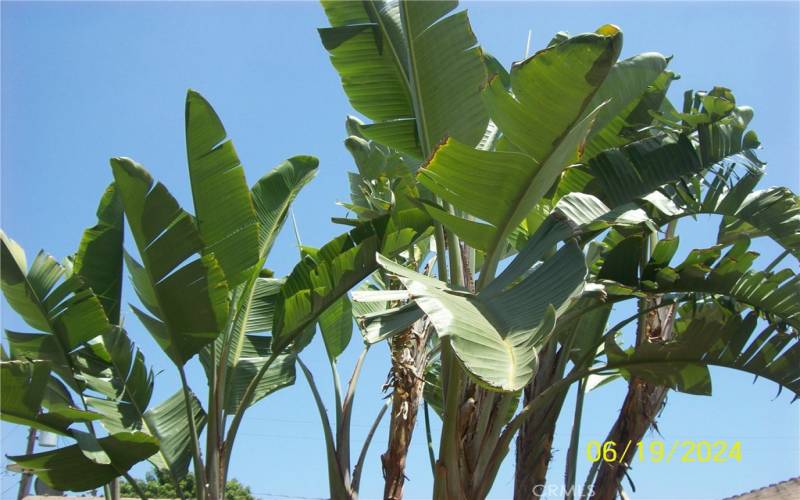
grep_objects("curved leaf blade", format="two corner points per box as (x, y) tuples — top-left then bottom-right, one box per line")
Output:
(9, 431), (159, 492)
(251, 156), (319, 261)
(185, 90), (260, 288)
(73, 183), (125, 323)
(111, 157), (229, 365)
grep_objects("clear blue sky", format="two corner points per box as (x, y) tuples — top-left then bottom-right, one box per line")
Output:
(1, 2), (798, 499)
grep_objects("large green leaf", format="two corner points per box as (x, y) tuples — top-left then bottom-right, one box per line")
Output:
(201, 156), (316, 416)
(77, 327), (154, 429)
(1, 362), (160, 492)
(484, 194), (651, 297)
(219, 335), (296, 413)
(319, 0), (489, 157)
(605, 305), (800, 399)
(319, 1), (413, 124)
(272, 210), (430, 352)
(143, 391), (206, 479)
(227, 278), (282, 371)
(638, 166), (800, 260)
(241, 278), (284, 335)
(416, 27), (621, 274)
(319, 296), (353, 361)
(111, 157), (229, 365)
(418, 106), (601, 259)
(1, 360), (98, 435)
(482, 25), (621, 162)
(70, 324), (197, 481)
(581, 56), (673, 160)
(9, 431), (159, 492)
(1, 233), (111, 351)
(251, 156), (319, 260)
(378, 254), (538, 391)
(602, 238), (800, 329)
(185, 90), (260, 288)
(5, 330), (76, 389)
(72, 183), (125, 323)
(578, 95), (758, 208)
(1, 236), (55, 333)
(586, 134), (702, 207)
(197, 277), (297, 414)
(377, 241), (586, 391)
(87, 389), (206, 481)
(557, 298), (613, 366)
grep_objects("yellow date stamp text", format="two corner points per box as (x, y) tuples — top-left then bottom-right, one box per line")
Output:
(586, 440), (742, 464)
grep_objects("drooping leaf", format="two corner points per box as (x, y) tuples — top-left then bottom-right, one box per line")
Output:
(70, 429), (113, 465)
(578, 94), (759, 208)
(5, 330), (75, 389)
(581, 55), (673, 160)
(1, 360), (98, 435)
(349, 274), (422, 344)
(485, 194), (652, 297)
(143, 390), (206, 479)
(638, 166), (800, 259)
(602, 238), (800, 329)
(9, 431), (159, 491)
(587, 134), (702, 207)
(251, 156), (319, 260)
(605, 305), (800, 399)
(355, 302), (423, 345)
(378, 254), (536, 391)
(717, 187), (800, 255)
(87, 389), (206, 481)
(377, 242), (586, 391)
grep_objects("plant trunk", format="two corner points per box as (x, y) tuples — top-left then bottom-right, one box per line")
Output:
(513, 341), (564, 500)
(382, 319), (431, 500)
(208, 450), (224, 500)
(110, 479), (120, 500)
(17, 428), (36, 500)
(513, 391), (557, 500)
(591, 298), (675, 500)
(206, 421), (220, 500)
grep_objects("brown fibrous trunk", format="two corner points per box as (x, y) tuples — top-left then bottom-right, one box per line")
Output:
(591, 298), (675, 500)
(381, 319), (431, 500)
(514, 342), (564, 500)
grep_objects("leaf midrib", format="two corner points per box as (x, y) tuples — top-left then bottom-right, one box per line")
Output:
(399, 0), (432, 157)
